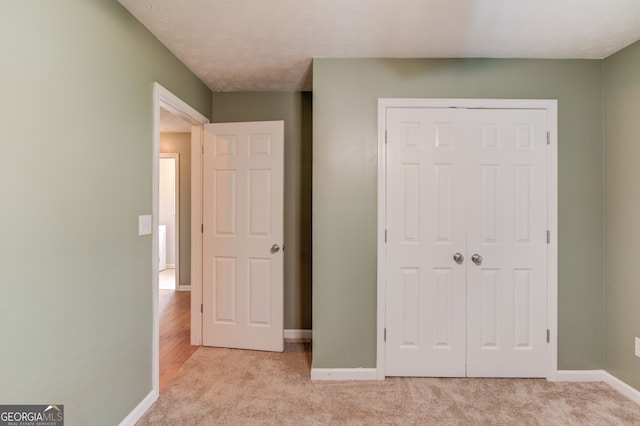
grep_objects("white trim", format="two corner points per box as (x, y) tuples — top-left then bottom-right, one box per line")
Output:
(156, 86), (209, 125)
(376, 98), (558, 380)
(190, 125), (204, 346)
(166, 263), (176, 269)
(177, 284), (191, 292)
(376, 98), (557, 110)
(604, 372), (640, 406)
(556, 370), (640, 406)
(546, 100), (559, 381)
(555, 370), (607, 382)
(284, 329), (312, 341)
(118, 389), (158, 426)
(153, 82), (209, 398)
(376, 101), (387, 380)
(311, 368), (379, 381)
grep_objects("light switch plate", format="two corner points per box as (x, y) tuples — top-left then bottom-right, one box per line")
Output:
(635, 337), (640, 358)
(138, 215), (152, 236)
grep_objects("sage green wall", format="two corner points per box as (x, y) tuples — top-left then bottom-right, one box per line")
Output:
(313, 58), (604, 369)
(211, 92), (313, 330)
(160, 132), (192, 286)
(0, 2), (211, 425)
(604, 40), (640, 391)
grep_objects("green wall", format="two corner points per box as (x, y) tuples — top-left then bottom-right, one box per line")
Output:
(604, 40), (640, 390)
(3, 2), (637, 419)
(0, 2), (211, 425)
(211, 92), (313, 330)
(312, 58), (605, 369)
(160, 132), (192, 286)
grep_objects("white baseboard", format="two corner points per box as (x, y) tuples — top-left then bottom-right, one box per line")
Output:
(604, 372), (640, 406)
(166, 263), (176, 269)
(556, 370), (607, 382)
(284, 329), (312, 341)
(557, 370), (640, 406)
(118, 389), (158, 426)
(311, 368), (379, 381)
(177, 285), (191, 291)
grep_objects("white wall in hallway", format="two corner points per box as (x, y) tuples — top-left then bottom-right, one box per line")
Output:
(159, 157), (176, 266)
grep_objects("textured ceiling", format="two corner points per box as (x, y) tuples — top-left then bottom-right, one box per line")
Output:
(119, 0), (640, 91)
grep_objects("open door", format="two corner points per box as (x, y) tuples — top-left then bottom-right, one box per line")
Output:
(201, 121), (284, 352)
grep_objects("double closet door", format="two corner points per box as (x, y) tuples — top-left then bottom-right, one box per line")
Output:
(385, 107), (548, 377)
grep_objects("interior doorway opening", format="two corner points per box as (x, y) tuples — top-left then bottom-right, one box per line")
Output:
(152, 82), (209, 395)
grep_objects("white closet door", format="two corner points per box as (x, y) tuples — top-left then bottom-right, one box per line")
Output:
(385, 107), (548, 378)
(465, 109), (548, 377)
(385, 108), (467, 377)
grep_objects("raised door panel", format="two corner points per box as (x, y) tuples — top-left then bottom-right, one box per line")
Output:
(214, 171), (237, 236)
(213, 257), (236, 323)
(248, 170), (271, 237)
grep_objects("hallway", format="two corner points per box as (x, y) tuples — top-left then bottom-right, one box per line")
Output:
(159, 288), (197, 391)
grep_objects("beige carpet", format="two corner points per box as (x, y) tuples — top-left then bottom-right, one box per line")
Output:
(138, 342), (640, 425)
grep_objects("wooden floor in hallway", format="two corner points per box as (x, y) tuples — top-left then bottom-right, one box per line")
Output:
(160, 288), (198, 392)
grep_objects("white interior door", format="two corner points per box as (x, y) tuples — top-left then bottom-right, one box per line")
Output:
(385, 108), (467, 376)
(465, 109), (548, 377)
(385, 107), (548, 377)
(202, 121), (284, 352)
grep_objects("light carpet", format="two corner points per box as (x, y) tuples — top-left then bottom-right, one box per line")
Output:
(138, 342), (640, 425)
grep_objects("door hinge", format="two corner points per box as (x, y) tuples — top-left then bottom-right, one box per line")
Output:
(201, 303), (203, 314)
(201, 144), (204, 154)
(385, 229), (387, 243)
(385, 130), (388, 144)
(547, 230), (550, 244)
(547, 131), (550, 145)
(547, 329), (550, 343)
(384, 328), (387, 342)
(201, 224), (204, 234)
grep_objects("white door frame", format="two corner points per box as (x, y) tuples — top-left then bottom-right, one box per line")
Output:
(190, 123), (203, 346)
(376, 98), (558, 380)
(152, 82), (209, 395)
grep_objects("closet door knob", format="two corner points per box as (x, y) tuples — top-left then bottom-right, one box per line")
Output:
(453, 253), (464, 264)
(472, 254), (483, 265)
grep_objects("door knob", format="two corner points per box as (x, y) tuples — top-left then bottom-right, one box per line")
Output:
(472, 254), (483, 265)
(453, 253), (464, 264)
(270, 244), (280, 254)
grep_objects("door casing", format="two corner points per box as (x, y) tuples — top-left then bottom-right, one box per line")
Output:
(376, 98), (558, 380)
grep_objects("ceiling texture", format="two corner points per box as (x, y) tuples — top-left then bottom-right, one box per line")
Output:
(119, 0), (640, 92)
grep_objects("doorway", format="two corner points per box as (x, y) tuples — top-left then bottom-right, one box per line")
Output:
(152, 83), (209, 394)
(376, 98), (558, 380)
